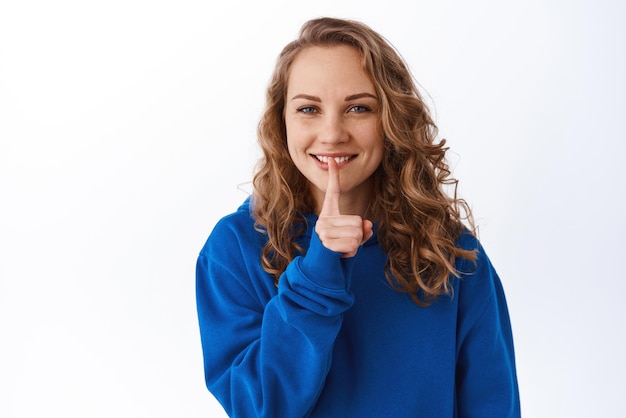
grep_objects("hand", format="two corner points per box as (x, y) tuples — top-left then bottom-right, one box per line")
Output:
(315, 158), (373, 258)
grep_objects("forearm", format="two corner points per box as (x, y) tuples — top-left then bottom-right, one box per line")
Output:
(197, 232), (354, 418)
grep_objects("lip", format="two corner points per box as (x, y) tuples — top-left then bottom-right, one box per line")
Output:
(310, 153), (357, 170)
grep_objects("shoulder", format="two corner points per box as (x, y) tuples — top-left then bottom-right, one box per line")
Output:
(199, 197), (264, 258)
(455, 229), (479, 252)
(452, 230), (498, 300)
(454, 229), (490, 277)
(213, 197), (255, 230)
(453, 231), (506, 320)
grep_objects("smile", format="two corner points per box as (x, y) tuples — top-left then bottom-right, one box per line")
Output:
(312, 155), (355, 164)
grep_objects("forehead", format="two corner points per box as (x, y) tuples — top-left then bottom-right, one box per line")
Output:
(286, 45), (375, 94)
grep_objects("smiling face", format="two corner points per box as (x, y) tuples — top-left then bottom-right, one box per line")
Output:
(285, 45), (384, 216)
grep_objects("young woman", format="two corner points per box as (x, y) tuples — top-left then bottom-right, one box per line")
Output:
(196, 17), (520, 418)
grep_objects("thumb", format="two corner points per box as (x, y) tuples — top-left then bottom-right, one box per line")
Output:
(361, 220), (373, 245)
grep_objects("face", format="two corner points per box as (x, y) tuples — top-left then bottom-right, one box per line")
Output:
(285, 45), (384, 215)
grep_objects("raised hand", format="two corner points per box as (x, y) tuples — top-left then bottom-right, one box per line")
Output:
(315, 157), (373, 258)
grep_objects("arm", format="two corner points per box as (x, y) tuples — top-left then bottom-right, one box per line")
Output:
(196, 219), (353, 418)
(455, 242), (521, 418)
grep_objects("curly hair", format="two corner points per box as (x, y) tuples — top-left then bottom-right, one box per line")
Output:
(252, 17), (476, 305)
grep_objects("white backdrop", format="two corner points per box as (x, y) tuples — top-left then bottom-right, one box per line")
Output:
(1, 0), (625, 417)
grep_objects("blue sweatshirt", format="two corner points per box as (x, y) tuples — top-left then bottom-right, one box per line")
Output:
(196, 198), (520, 417)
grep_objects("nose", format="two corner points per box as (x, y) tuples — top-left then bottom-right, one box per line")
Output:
(319, 113), (348, 144)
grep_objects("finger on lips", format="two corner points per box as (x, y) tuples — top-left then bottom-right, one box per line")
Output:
(320, 157), (341, 217)
(317, 157), (372, 257)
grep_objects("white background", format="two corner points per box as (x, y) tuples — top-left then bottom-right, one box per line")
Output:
(1, 0), (625, 416)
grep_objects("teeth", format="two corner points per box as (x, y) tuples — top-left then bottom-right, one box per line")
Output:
(315, 155), (351, 163)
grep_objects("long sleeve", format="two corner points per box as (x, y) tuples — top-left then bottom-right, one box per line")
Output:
(454, 239), (521, 417)
(197, 204), (521, 417)
(196, 213), (354, 418)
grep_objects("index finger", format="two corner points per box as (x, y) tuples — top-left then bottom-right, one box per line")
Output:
(320, 157), (341, 216)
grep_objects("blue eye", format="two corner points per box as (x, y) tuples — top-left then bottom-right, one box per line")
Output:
(297, 106), (317, 114)
(350, 105), (370, 113)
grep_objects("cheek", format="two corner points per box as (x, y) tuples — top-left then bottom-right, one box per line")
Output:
(285, 121), (297, 155)
(286, 123), (310, 155)
(354, 119), (383, 146)
(362, 129), (384, 155)
(286, 136), (308, 171)
(368, 136), (385, 168)
(286, 135), (299, 161)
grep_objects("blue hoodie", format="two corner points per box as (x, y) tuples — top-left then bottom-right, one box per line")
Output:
(196, 198), (520, 417)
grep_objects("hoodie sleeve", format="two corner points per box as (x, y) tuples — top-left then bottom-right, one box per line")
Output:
(455, 239), (521, 418)
(196, 216), (354, 418)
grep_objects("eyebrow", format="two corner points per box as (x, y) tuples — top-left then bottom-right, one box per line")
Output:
(291, 92), (378, 102)
(345, 92), (378, 101)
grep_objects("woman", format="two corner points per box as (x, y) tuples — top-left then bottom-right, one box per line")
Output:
(197, 17), (520, 417)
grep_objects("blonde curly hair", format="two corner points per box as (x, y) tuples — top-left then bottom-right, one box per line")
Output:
(253, 17), (476, 305)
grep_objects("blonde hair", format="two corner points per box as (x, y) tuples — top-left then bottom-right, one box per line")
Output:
(253, 17), (476, 305)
